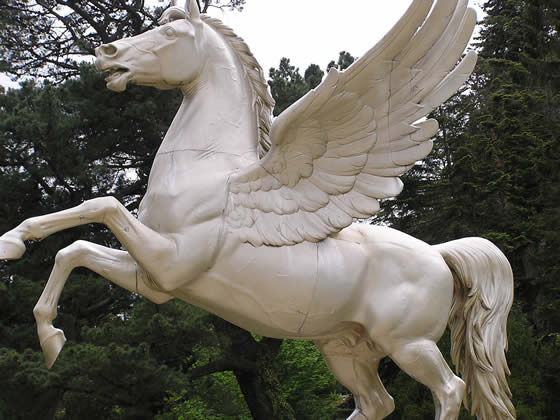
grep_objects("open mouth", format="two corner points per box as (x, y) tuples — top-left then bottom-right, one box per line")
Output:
(103, 66), (132, 92)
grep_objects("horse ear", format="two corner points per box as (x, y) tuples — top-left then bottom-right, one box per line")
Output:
(185, 0), (201, 22)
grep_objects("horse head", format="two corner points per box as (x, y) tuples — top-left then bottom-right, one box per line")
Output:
(95, 0), (204, 92)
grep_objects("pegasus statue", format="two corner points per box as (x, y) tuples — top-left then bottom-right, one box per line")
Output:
(0, 1), (515, 418)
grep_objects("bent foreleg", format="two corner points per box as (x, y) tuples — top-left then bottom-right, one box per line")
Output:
(33, 240), (172, 368)
(0, 197), (176, 278)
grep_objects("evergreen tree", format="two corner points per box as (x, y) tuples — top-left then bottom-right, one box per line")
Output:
(327, 51), (356, 72)
(463, 1), (560, 414)
(0, 67), (182, 418)
(375, 1), (559, 416)
(0, 2), (303, 418)
(0, 66), (299, 419)
(268, 58), (310, 116)
(0, 35), (349, 420)
(268, 54), (352, 116)
(0, 0), (245, 81)
(304, 64), (324, 90)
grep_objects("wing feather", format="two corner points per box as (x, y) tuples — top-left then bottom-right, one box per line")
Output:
(226, 0), (477, 246)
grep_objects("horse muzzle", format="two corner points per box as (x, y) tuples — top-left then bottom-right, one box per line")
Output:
(95, 44), (134, 92)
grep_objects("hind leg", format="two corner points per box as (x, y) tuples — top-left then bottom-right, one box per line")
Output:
(315, 336), (394, 420)
(387, 339), (465, 420)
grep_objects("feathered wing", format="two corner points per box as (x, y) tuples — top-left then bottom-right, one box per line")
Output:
(226, 0), (477, 246)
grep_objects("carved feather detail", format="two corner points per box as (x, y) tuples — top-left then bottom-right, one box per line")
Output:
(226, 0), (477, 246)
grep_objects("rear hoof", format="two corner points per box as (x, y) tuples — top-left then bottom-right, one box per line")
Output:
(0, 235), (26, 260)
(40, 329), (66, 369)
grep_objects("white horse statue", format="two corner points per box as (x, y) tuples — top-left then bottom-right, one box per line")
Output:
(0, 0), (515, 418)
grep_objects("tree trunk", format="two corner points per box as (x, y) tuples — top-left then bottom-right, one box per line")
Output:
(213, 319), (295, 419)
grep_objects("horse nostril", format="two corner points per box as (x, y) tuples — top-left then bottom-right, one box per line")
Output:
(99, 44), (118, 57)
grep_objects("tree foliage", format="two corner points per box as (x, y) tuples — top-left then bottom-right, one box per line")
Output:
(268, 58), (319, 116)
(0, 0), (245, 81)
(268, 51), (354, 116)
(0, 48), (354, 420)
(0, 66), (302, 418)
(375, 0), (560, 416)
(326, 50), (355, 72)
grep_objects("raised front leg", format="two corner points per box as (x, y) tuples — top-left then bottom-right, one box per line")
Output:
(0, 197), (176, 277)
(33, 240), (173, 368)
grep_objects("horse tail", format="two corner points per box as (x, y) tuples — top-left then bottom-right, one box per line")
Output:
(434, 237), (515, 419)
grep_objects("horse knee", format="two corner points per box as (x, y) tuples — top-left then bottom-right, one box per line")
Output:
(99, 196), (121, 215)
(81, 196), (121, 221)
(55, 240), (88, 267)
(17, 217), (43, 241)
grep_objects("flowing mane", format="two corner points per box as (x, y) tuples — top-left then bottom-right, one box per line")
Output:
(158, 7), (275, 158)
(200, 15), (274, 158)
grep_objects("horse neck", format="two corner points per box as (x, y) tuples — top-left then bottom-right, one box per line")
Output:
(159, 31), (259, 171)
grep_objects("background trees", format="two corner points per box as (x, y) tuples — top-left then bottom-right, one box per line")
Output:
(0, 0), (245, 81)
(376, 0), (560, 417)
(1, 0), (559, 418)
(0, 1), (343, 418)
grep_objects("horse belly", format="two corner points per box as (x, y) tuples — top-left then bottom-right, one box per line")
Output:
(296, 234), (370, 336)
(183, 239), (361, 339)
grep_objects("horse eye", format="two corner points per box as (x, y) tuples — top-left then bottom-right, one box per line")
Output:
(164, 27), (176, 39)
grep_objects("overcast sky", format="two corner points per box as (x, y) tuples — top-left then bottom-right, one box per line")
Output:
(0, 1), (484, 89)
(206, 0), (414, 73)
(190, 0), (483, 74)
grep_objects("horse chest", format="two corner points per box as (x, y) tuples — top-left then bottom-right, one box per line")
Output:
(138, 156), (229, 233)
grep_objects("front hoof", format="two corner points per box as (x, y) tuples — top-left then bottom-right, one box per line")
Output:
(0, 234), (26, 260)
(40, 329), (66, 369)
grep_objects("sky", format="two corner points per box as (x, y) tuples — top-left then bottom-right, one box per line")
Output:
(180, 0), (483, 74)
(205, 0), (415, 74)
(0, 0), (484, 89)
